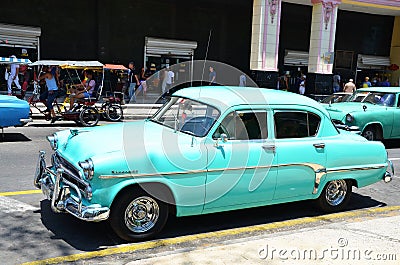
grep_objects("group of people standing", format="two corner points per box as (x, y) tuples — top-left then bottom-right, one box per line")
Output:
(126, 62), (175, 103)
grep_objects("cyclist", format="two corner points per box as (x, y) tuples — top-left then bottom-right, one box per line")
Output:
(38, 66), (59, 123)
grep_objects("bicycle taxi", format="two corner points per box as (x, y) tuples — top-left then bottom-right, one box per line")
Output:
(28, 60), (123, 126)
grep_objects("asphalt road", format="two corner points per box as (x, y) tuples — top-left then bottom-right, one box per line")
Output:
(0, 120), (399, 265)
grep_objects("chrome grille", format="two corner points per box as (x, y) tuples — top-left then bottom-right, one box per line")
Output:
(52, 153), (88, 192)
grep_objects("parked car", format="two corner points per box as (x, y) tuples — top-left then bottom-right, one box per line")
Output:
(0, 95), (31, 131)
(325, 87), (400, 141)
(34, 86), (393, 241)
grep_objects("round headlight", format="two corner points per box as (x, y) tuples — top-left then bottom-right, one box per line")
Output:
(345, 114), (354, 123)
(46, 134), (58, 150)
(79, 159), (94, 180)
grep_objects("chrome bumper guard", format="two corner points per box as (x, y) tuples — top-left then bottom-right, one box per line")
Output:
(384, 159), (395, 183)
(335, 124), (361, 135)
(34, 151), (110, 222)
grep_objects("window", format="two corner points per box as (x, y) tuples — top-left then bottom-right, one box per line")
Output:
(213, 111), (268, 140)
(274, 111), (321, 139)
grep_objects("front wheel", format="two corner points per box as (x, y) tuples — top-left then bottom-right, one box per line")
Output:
(109, 189), (169, 242)
(362, 125), (382, 141)
(105, 104), (123, 121)
(79, 106), (100, 127)
(316, 179), (352, 212)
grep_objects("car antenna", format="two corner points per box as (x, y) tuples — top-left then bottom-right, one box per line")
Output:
(200, 29), (212, 92)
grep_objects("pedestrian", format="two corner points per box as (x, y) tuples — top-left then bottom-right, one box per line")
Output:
(332, 72), (341, 93)
(160, 68), (168, 96)
(298, 75), (306, 95)
(362, 77), (372, 88)
(209, 66), (216, 85)
(127, 62), (139, 103)
(277, 74), (288, 91)
(165, 67), (175, 91)
(38, 66), (59, 123)
(19, 64), (30, 98)
(343, 79), (356, 93)
(239, 73), (246, 87)
(381, 78), (390, 87)
(7, 55), (22, 95)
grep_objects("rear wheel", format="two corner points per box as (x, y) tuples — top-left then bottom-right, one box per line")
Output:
(79, 106), (100, 127)
(109, 189), (169, 242)
(316, 179), (352, 212)
(105, 104), (123, 121)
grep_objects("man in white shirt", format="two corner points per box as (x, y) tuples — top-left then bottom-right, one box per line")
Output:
(165, 67), (175, 91)
(7, 55), (22, 95)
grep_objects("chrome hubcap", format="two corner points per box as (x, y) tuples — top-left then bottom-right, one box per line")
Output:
(125, 196), (159, 233)
(363, 130), (374, 141)
(325, 180), (347, 206)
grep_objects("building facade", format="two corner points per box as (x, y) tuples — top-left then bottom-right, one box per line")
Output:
(1, 0), (399, 94)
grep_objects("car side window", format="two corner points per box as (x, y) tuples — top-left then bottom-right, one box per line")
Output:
(213, 111), (268, 140)
(397, 95), (400, 108)
(274, 111), (321, 139)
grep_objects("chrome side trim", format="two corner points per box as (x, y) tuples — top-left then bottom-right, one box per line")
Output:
(326, 163), (387, 174)
(99, 163), (325, 180)
(99, 162), (388, 194)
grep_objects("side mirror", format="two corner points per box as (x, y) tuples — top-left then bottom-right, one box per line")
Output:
(214, 133), (228, 147)
(220, 133), (228, 143)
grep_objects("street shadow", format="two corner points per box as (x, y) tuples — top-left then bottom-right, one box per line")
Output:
(38, 192), (385, 251)
(0, 132), (31, 142)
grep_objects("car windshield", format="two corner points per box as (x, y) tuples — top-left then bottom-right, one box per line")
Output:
(321, 94), (351, 104)
(150, 97), (220, 137)
(356, 92), (396, 106)
(348, 92), (369, 103)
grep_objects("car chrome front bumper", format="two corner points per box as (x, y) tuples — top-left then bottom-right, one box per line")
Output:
(34, 151), (110, 222)
(19, 118), (32, 126)
(384, 159), (395, 183)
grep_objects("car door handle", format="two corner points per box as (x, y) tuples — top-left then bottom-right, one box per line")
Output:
(262, 145), (276, 152)
(313, 143), (325, 149)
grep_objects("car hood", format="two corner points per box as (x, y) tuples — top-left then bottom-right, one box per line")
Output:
(54, 120), (198, 169)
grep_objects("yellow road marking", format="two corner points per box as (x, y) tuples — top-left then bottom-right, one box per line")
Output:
(21, 205), (400, 265)
(0, 190), (42, 196)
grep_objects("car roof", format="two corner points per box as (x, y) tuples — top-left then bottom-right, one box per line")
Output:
(357, 87), (400, 93)
(173, 86), (329, 116)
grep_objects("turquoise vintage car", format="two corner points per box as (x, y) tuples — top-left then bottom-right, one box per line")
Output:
(325, 87), (400, 141)
(34, 86), (394, 241)
(0, 95), (31, 131)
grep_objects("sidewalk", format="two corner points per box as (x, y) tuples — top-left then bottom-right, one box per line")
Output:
(125, 208), (400, 265)
(29, 93), (163, 120)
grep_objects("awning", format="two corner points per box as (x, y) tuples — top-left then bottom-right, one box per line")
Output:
(145, 37), (197, 58)
(284, 50), (309, 66)
(0, 57), (32, 64)
(0, 23), (41, 49)
(30, 60), (103, 69)
(104, 64), (128, 70)
(357, 54), (391, 69)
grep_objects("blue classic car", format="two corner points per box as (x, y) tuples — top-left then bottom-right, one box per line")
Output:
(0, 95), (31, 131)
(34, 86), (393, 241)
(325, 87), (400, 141)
